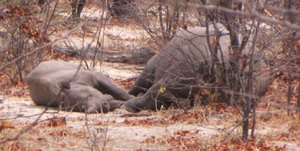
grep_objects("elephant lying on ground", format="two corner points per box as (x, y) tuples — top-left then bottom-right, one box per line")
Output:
(122, 24), (271, 112)
(25, 61), (131, 113)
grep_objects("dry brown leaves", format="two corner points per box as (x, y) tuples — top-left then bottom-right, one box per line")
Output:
(123, 111), (204, 126)
(94, 120), (116, 126)
(3, 5), (50, 44)
(0, 121), (15, 132)
(261, 77), (299, 110)
(267, 119), (300, 142)
(169, 112), (204, 123)
(1, 141), (42, 151)
(0, 75), (29, 97)
(37, 117), (67, 128)
(144, 130), (202, 150)
(123, 117), (167, 126)
(49, 130), (68, 137)
(113, 78), (135, 89)
(48, 49), (72, 60)
(211, 139), (286, 151)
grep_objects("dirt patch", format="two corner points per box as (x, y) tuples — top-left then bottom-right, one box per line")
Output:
(1, 95), (222, 150)
(1, 91), (299, 150)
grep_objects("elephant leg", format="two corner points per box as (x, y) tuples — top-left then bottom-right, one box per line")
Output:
(128, 70), (154, 96)
(123, 83), (172, 112)
(95, 73), (132, 101)
(124, 76), (201, 112)
(102, 94), (125, 111)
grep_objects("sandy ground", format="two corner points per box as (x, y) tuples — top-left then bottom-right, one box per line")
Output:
(1, 97), (221, 150)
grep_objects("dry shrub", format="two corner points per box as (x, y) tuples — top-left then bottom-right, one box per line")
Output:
(0, 1), (52, 84)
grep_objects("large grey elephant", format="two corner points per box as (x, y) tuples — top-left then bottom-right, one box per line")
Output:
(25, 61), (131, 113)
(122, 24), (270, 112)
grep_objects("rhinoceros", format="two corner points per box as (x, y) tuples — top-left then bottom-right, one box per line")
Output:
(122, 24), (271, 112)
(25, 60), (131, 113)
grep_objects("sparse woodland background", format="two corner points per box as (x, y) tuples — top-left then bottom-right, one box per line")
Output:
(0, 0), (300, 150)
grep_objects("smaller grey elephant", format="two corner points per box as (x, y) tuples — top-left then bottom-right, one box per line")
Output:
(25, 61), (131, 113)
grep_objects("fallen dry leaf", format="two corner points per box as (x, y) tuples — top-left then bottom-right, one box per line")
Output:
(0, 120), (15, 132)
(37, 117), (67, 128)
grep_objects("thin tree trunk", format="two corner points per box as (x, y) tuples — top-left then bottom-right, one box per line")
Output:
(287, 71), (292, 114)
(242, 100), (250, 140)
(297, 80), (300, 112)
(251, 103), (256, 137)
(285, 0), (295, 115)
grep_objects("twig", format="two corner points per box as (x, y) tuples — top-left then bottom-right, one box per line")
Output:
(179, 3), (300, 30)
(0, 111), (59, 121)
(0, 107), (49, 144)
(119, 113), (154, 117)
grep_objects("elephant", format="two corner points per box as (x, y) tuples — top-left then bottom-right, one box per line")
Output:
(25, 60), (131, 113)
(122, 24), (271, 112)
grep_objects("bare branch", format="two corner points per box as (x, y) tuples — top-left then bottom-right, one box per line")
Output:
(0, 22), (86, 72)
(179, 2), (300, 30)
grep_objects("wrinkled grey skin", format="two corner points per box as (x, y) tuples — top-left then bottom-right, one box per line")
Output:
(25, 61), (131, 113)
(122, 24), (270, 112)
